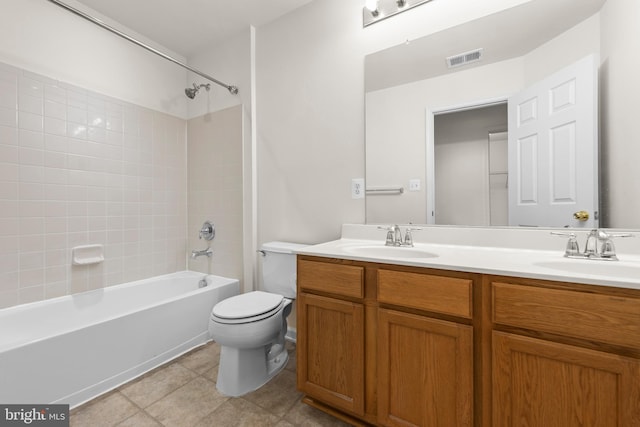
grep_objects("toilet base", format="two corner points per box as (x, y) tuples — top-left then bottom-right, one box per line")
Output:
(216, 342), (289, 397)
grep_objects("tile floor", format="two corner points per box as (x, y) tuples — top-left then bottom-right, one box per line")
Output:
(70, 341), (351, 427)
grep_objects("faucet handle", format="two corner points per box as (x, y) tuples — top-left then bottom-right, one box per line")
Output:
(377, 226), (395, 246)
(403, 227), (422, 247)
(550, 231), (580, 257)
(598, 231), (634, 260)
(604, 231), (634, 239)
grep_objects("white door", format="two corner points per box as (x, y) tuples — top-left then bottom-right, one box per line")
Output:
(508, 55), (598, 228)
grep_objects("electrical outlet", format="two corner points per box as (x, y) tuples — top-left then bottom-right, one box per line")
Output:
(409, 179), (421, 191)
(352, 178), (365, 199)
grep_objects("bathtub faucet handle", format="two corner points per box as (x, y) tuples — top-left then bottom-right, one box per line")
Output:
(199, 221), (215, 241)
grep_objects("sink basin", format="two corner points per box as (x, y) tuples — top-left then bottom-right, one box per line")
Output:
(343, 245), (438, 259)
(534, 260), (640, 279)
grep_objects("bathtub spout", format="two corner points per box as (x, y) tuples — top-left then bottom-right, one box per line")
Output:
(191, 247), (213, 259)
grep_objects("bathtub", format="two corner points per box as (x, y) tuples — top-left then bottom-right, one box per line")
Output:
(0, 271), (239, 408)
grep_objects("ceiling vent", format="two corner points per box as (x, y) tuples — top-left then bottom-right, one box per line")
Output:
(446, 48), (483, 69)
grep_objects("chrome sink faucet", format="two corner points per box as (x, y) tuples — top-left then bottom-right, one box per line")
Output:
(379, 224), (421, 247)
(552, 229), (633, 261)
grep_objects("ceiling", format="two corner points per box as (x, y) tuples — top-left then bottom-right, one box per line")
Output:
(72, 0), (313, 58)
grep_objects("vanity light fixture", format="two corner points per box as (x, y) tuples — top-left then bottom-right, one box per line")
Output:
(363, 0), (434, 27)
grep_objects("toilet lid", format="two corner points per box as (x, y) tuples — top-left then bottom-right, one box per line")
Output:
(212, 291), (284, 320)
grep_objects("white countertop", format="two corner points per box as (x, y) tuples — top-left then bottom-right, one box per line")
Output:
(296, 225), (640, 291)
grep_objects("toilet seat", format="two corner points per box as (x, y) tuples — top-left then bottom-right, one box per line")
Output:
(211, 291), (285, 324)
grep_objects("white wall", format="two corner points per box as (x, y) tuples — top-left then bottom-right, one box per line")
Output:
(0, 0), (188, 119)
(185, 30), (251, 120)
(600, 0), (640, 228)
(255, 0), (536, 244)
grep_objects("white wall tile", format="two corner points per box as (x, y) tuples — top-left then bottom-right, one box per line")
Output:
(18, 111), (43, 132)
(0, 272), (19, 291)
(0, 125), (18, 145)
(0, 61), (188, 308)
(44, 116), (66, 136)
(0, 106), (17, 127)
(19, 93), (43, 115)
(0, 144), (18, 163)
(0, 80), (17, 109)
(0, 182), (17, 200)
(19, 133), (45, 157)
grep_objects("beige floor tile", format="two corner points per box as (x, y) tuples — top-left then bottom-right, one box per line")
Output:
(146, 377), (228, 427)
(179, 342), (221, 374)
(194, 398), (281, 427)
(70, 392), (138, 427)
(283, 398), (352, 427)
(285, 349), (297, 372)
(244, 368), (301, 418)
(116, 411), (162, 427)
(120, 362), (198, 408)
(71, 341), (349, 427)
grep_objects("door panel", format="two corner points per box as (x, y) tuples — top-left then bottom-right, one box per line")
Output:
(508, 55), (598, 227)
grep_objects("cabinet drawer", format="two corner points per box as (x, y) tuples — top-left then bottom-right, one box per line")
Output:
(298, 259), (364, 299)
(377, 269), (472, 319)
(492, 282), (640, 348)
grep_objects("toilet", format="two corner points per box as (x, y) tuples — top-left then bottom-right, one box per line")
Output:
(208, 241), (308, 397)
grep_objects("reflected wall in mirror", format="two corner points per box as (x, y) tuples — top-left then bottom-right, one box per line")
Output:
(364, 0), (640, 229)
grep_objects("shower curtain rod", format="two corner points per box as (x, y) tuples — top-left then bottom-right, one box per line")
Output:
(47, 0), (239, 95)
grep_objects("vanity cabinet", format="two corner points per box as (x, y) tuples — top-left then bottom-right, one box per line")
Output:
(297, 255), (640, 426)
(297, 256), (477, 426)
(296, 258), (368, 420)
(490, 278), (640, 427)
(377, 268), (474, 427)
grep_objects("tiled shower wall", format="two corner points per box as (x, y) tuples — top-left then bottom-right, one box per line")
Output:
(0, 62), (187, 309)
(187, 106), (243, 287)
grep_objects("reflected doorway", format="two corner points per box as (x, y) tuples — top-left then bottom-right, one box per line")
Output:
(433, 103), (508, 226)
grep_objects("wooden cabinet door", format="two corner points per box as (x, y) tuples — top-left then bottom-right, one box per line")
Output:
(297, 292), (365, 416)
(493, 331), (640, 427)
(377, 308), (473, 427)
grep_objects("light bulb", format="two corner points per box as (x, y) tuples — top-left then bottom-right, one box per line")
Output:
(365, 0), (379, 12)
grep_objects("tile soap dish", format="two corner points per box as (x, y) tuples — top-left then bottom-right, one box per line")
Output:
(72, 244), (104, 265)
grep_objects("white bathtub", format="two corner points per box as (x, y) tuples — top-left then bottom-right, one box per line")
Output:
(0, 271), (239, 408)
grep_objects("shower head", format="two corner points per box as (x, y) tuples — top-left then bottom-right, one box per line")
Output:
(185, 83), (211, 99)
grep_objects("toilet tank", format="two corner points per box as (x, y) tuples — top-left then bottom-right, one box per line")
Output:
(260, 241), (308, 298)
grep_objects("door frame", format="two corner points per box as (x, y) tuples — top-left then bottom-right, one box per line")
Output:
(426, 96), (509, 224)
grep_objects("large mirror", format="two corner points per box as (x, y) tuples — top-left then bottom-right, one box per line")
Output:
(364, 0), (639, 229)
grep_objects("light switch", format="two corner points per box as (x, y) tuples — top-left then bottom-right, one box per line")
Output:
(409, 179), (421, 191)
